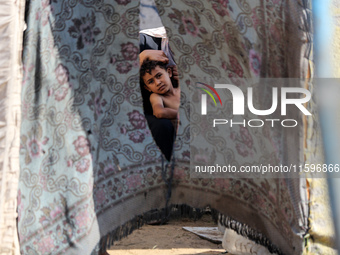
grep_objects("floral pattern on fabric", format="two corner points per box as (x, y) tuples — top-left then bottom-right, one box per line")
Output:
(68, 11), (102, 50)
(156, 0), (305, 254)
(211, 0), (231, 17)
(110, 42), (139, 74)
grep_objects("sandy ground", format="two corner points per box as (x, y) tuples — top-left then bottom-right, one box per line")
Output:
(108, 214), (226, 255)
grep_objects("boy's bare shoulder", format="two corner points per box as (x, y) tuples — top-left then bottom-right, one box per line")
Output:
(149, 93), (163, 103)
(150, 92), (161, 98)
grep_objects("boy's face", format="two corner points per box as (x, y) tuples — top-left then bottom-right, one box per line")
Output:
(143, 66), (172, 94)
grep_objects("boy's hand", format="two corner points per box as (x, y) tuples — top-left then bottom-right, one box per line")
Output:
(139, 50), (169, 66)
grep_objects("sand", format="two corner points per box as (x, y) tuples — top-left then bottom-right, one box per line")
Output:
(108, 214), (226, 255)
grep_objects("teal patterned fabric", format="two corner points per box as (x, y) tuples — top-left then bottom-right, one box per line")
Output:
(18, 0), (310, 254)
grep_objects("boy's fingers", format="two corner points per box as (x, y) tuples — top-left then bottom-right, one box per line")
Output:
(151, 51), (168, 63)
(140, 50), (170, 64)
(160, 53), (169, 63)
(162, 57), (169, 63)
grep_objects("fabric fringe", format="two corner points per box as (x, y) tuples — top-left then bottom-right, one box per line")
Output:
(97, 205), (283, 255)
(97, 204), (205, 252)
(298, 0), (313, 60)
(215, 210), (283, 255)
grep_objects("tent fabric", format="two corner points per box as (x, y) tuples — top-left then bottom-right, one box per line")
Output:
(16, 0), (318, 254)
(0, 0), (25, 254)
(156, 0), (309, 253)
(303, 0), (339, 252)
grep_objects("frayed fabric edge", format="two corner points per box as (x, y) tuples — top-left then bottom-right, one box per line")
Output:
(216, 211), (283, 255)
(93, 204), (283, 255)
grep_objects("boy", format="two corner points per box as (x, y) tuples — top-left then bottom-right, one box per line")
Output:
(140, 59), (180, 120)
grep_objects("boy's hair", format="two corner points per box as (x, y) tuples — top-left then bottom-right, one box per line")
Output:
(140, 59), (167, 80)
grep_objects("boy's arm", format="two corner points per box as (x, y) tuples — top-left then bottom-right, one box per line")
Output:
(139, 50), (169, 66)
(150, 94), (178, 119)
